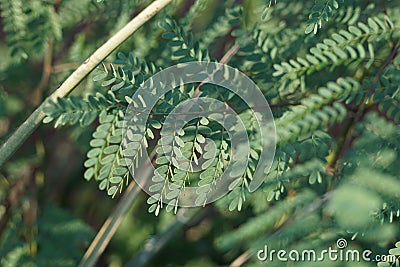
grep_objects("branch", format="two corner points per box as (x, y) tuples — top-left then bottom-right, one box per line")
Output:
(31, 39), (54, 107)
(328, 40), (400, 172)
(0, 0), (174, 168)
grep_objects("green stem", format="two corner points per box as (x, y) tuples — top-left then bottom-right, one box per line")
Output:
(0, 0), (173, 168)
(0, 108), (43, 168)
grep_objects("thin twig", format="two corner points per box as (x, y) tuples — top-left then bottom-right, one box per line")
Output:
(52, 62), (81, 73)
(220, 44), (241, 64)
(31, 39), (54, 106)
(230, 251), (252, 267)
(78, 181), (143, 267)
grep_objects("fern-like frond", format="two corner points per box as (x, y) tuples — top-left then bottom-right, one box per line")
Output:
(43, 91), (119, 127)
(274, 16), (396, 80)
(276, 77), (359, 143)
(216, 190), (317, 250)
(58, 0), (99, 27)
(0, 0), (29, 60)
(0, 0), (62, 60)
(26, 0), (62, 52)
(93, 53), (158, 96)
(84, 110), (131, 197)
(305, 0), (344, 34)
(148, 117), (217, 214)
(160, 17), (210, 63)
(334, 5), (360, 26)
(199, 6), (241, 50)
(196, 125), (230, 207)
(180, 0), (208, 29)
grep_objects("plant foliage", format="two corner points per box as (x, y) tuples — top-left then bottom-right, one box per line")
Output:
(1, 0), (400, 266)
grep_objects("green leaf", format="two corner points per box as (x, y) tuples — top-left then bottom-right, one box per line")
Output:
(107, 186), (118, 196)
(84, 168), (94, 181)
